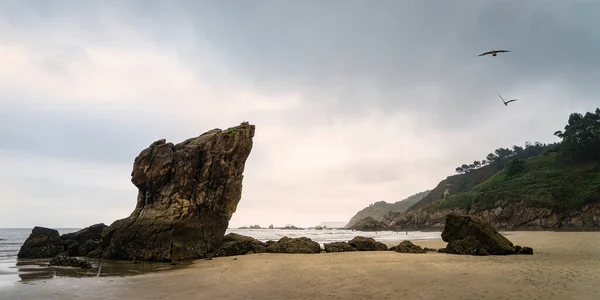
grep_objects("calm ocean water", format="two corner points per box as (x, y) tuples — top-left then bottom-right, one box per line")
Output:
(0, 227), (441, 287)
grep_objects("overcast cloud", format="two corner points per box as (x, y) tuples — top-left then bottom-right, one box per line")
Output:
(1, 0), (599, 228)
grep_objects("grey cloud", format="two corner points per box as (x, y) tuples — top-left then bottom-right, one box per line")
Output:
(0, 102), (183, 164)
(96, 1), (600, 129)
(1, 1), (599, 227)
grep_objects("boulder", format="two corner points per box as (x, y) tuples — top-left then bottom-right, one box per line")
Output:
(323, 242), (357, 253)
(17, 227), (64, 258)
(60, 223), (106, 245)
(391, 241), (427, 253)
(216, 233), (267, 257)
(348, 236), (388, 251)
(445, 236), (490, 256)
(62, 240), (80, 256)
(514, 245), (534, 255)
(440, 214), (534, 255)
(441, 214), (514, 255)
(49, 256), (92, 269)
(98, 123), (255, 262)
(78, 240), (101, 257)
(267, 237), (321, 254)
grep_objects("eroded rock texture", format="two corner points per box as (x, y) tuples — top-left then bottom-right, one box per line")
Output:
(17, 227), (64, 258)
(440, 214), (533, 255)
(99, 123), (255, 262)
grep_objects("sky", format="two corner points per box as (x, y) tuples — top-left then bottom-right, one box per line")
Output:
(1, 0), (599, 228)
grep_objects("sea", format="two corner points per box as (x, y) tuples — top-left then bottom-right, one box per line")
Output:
(0, 227), (441, 288)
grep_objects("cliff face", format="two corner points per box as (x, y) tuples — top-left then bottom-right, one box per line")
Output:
(100, 123), (255, 262)
(345, 190), (429, 229)
(382, 202), (600, 231)
(382, 152), (600, 231)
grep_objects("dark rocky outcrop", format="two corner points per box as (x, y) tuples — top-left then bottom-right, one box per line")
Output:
(49, 256), (92, 269)
(79, 240), (101, 257)
(383, 202), (600, 232)
(346, 217), (388, 231)
(345, 190), (430, 229)
(17, 227), (64, 258)
(266, 237), (321, 254)
(440, 214), (533, 255)
(60, 223), (106, 245)
(98, 123), (255, 262)
(390, 241), (427, 253)
(323, 242), (357, 253)
(348, 236), (388, 251)
(215, 233), (267, 257)
(16, 123), (255, 262)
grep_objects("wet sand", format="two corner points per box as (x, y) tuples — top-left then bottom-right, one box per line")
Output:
(3, 231), (600, 300)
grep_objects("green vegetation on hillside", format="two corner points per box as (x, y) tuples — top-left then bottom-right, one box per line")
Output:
(432, 108), (600, 213)
(454, 142), (558, 174)
(345, 190), (430, 228)
(406, 142), (557, 212)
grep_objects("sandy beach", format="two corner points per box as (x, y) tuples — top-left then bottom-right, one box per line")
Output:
(3, 231), (600, 300)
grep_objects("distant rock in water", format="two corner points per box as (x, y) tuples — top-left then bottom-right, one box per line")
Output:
(17, 227), (64, 258)
(100, 123), (255, 262)
(440, 214), (533, 256)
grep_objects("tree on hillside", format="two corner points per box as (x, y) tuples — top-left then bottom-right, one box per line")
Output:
(455, 140), (557, 174)
(554, 108), (600, 160)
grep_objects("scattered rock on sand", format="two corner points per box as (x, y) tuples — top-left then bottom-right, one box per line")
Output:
(17, 227), (64, 258)
(216, 233), (267, 257)
(348, 236), (388, 251)
(323, 242), (357, 253)
(267, 237), (321, 254)
(441, 214), (534, 255)
(390, 241), (427, 253)
(49, 256), (92, 269)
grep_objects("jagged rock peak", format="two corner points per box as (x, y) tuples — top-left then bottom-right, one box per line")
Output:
(100, 122), (256, 262)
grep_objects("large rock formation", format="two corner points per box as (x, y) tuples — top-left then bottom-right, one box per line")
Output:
(439, 214), (533, 255)
(99, 123), (255, 262)
(17, 227), (64, 258)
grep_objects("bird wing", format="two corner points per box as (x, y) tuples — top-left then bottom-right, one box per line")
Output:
(498, 95), (506, 102)
(506, 99), (518, 104)
(478, 51), (493, 56)
(496, 50), (511, 53)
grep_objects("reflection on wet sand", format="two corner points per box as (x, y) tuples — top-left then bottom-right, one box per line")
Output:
(14, 257), (190, 283)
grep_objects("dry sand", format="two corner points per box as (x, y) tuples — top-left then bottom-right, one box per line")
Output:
(3, 231), (600, 300)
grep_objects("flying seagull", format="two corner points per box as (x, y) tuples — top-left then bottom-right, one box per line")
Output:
(478, 49), (510, 57)
(499, 95), (518, 106)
